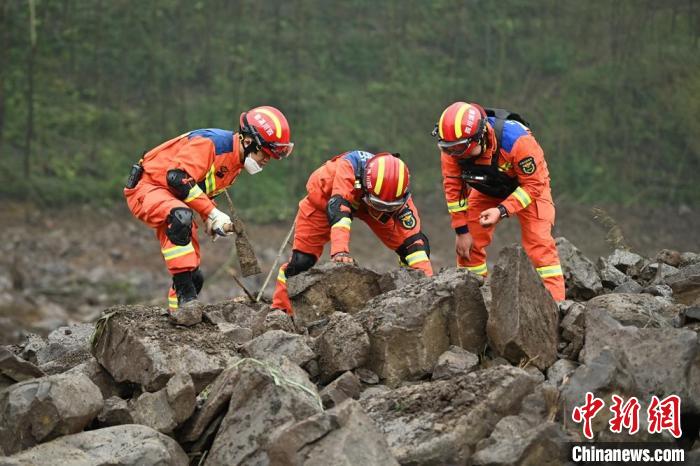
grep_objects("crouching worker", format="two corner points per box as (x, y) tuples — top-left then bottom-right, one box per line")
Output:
(272, 151), (433, 315)
(124, 106), (294, 325)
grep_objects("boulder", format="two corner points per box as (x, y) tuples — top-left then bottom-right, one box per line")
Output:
(0, 425), (188, 465)
(666, 263), (700, 305)
(488, 245), (559, 370)
(255, 308), (296, 335)
(287, 263), (382, 327)
(204, 358), (322, 466)
(95, 396), (133, 427)
(560, 302), (585, 360)
(432, 346), (480, 381)
(320, 371), (362, 409)
(35, 323), (94, 374)
(612, 280), (643, 294)
(546, 359), (578, 389)
(241, 330), (315, 367)
(642, 284), (674, 298)
(582, 306), (700, 412)
(606, 249), (648, 278)
(202, 301), (262, 328)
(361, 365), (538, 465)
(131, 372), (195, 434)
(585, 293), (676, 328)
(377, 268), (424, 294)
(0, 346), (44, 382)
(0, 372), (103, 455)
(317, 312), (370, 383)
(597, 257), (629, 289)
(65, 357), (131, 399)
(215, 323), (253, 344)
(680, 252), (700, 267)
(556, 237), (603, 299)
(355, 268), (488, 386)
(266, 399), (399, 466)
(91, 305), (238, 392)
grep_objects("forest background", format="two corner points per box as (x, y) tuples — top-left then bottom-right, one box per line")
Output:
(0, 0), (699, 223)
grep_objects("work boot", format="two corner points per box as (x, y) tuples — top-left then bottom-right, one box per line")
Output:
(169, 297), (202, 327)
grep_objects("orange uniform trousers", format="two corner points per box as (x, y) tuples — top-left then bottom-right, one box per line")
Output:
(459, 191), (565, 301)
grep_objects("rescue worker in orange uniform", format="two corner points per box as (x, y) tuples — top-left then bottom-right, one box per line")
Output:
(271, 151), (433, 314)
(124, 106), (294, 321)
(434, 102), (565, 301)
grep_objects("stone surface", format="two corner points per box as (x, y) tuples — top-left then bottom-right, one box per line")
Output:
(169, 301), (202, 326)
(95, 396), (133, 427)
(585, 293), (676, 328)
(432, 346), (480, 380)
(488, 245), (559, 370)
(361, 365), (538, 465)
(560, 302), (585, 360)
(91, 305), (238, 392)
(0, 372), (103, 455)
(606, 249), (648, 277)
(666, 263), (700, 305)
(65, 357), (131, 399)
(241, 329), (315, 368)
(266, 399), (399, 466)
(131, 389), (178, 434)
(35, 323), (94, 374)
(556, 237), (603, 299)
(166, 372), (196, 424)
(317, 312), (370, 383)
(597, 256), (629, 289)
(0, 346), (44, 382)
(612, 280), (643, 294)
(320, 371), (362, 409)
(257, 308), (296, 335)
(287, 262), (382, 327)
(0, 425), (188, 465)
(204, 358), (322, 466)
(355, 268), (488, 386)
(546, 359), (578, 389)
(377, 268), (424, 294)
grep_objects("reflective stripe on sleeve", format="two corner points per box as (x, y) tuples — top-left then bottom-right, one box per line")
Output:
(512, 186), (532, 208)
(184, 185), (205, 202)
(405, 250), (429, 266)
(447, 200), (468, 213)
(331, 217), (352, 230)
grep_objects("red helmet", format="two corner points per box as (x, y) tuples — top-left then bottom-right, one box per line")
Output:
(239, 106), (294, 159)
(362, 153), (411, 212)
(433, 102), (487, 157)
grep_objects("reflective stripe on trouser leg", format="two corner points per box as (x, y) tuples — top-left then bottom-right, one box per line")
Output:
(167, 286), (178, 311)
(458, 262), (488, 276)
(271, 263), (293, 315)
(536, 264), (565, 301)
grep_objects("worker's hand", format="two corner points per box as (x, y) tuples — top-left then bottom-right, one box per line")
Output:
(331, 252), (355, 264)
(206, 208), (233, 238)
(479, 208), (502, 227)
(455, 232), (473, 260)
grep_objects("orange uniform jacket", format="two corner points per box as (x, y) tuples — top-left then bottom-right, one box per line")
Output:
(140, 129), (244, 219)
(441, 117), (554, 230)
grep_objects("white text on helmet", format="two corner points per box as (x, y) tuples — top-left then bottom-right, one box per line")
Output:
(465, 109), (477, 133)
(253, 113), (274, 137)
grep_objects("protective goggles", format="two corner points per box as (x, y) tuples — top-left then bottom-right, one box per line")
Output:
(363, 193), (410, 212)
(242, 114), (294, 159)
(437, 135), (481, 157)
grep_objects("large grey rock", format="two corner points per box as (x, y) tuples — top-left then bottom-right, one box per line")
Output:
(361, 365), (538, 465)
(560, 302), (585, 359)
(612, 280), (643, 294)
(65, 357), (131, 399)
(203, 301), (262, 328)
(165, 372), (196, 424)
(35, 323), (94, 374)
(0, 346), (44, 382)
(680, 252), (700, 267)
(241, 330), (315, 367)
(355, 268), (488, 386)
(0, 372), (103, 455)
(96, 396), (133, 427)
(377, 268), (424, 294)
(585, 293), (676, 328)
(582, 306), (700, 412)
(320, 371), (362, 409)
(256, 308), (296, 336)
(288, 263), (382, 327)
(666, 263), (700, 305)
(488, 245), (559, 370)
(556, 237), (603, 299)
(546, 359), (578, 389)
(0, 425), (188, 465)
(266, 399), (398, 466)
(130, 372), (195, 434)
(432, 346), (480, 381)
(606, 249), (648, 277)
(597, 256), (629, 289)
(91, 305), (238, 392)
(317, 312), (370, 383)
(204, 358), (322, 466)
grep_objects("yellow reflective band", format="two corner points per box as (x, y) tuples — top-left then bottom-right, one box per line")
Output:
(536, 265), (563, 278)
(168, 297), (178, 309)
(161, 243), (195, 261)
(447, 200), (468, 213)
(205, 164), (216, 195)
(395, 159), (406, 197)
(438, 108), (447, 139)
(331, 217), (352, 230)
(498, 162), (512, 172)
(512, 187), (532, 208)
(406, 250), (429, 266)
(185, 185), (204, 202)
(373, 157), (386, 195)
(453, 103), (470, 139)
(277, 267), (287, 284)
(256, 108), (282, 138)
(460, 263), (488, 275)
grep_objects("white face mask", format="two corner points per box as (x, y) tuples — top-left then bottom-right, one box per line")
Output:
(244, 156), (263, 175)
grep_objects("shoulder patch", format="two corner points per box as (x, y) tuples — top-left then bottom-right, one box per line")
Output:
(518, 156), (536, 175)
(398, 208), (417, 230)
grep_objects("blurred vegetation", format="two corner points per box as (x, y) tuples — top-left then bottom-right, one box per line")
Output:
(0, 0), (698, 221)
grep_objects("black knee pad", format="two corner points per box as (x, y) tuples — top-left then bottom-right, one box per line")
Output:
(396, 232), (431, 259)
(285, 250), (317, 277)
(166, 207), (193, 246)
(192, 267), (204, 295)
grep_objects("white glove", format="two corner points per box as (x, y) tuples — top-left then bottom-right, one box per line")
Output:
(206, 208), (232, 238)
